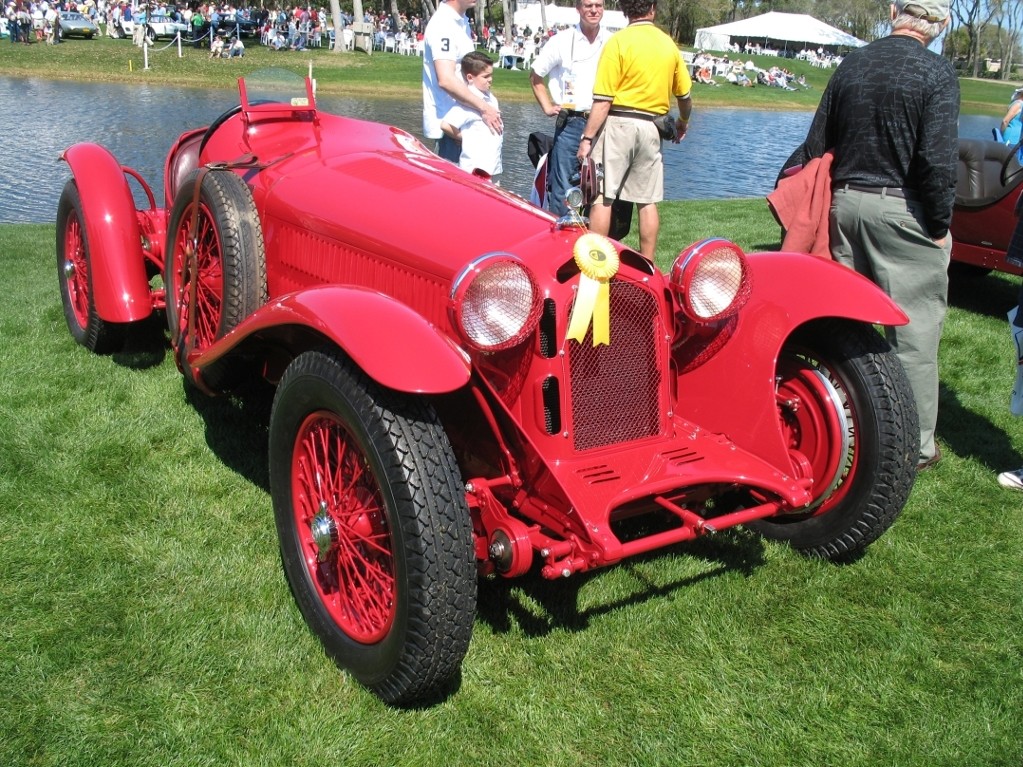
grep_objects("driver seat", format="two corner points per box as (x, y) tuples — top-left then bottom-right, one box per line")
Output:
(956, 138), (1023, 209)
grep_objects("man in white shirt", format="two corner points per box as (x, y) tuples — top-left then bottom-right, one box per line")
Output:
(422, 0), (502, 163)
(529, 0), (609, 216)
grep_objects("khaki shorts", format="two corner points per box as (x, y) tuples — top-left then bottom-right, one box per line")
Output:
(594, 114), (663, 205)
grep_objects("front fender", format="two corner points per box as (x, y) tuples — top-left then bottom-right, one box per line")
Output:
(190, 285), (472, 394)
(61, 143), (151, 323)
(676, 251), (908, 468)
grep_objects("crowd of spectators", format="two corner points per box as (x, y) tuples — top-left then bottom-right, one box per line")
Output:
(692, 50), (810, 90)
(4, 0), (63, 43)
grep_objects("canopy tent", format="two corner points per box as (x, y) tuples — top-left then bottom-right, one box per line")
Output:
(694, 12), (865, 54)
(513, 3), (627, 33)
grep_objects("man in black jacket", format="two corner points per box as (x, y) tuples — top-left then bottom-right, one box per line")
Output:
(784, 0), (958, 471)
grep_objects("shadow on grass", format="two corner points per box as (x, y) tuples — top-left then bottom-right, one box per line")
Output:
(476, 529), (766, 639)
(111, 314), (168, 370)
(937, 380), (1020, 470)
(947, 267), (1018, 320)
(185, 378), (274, 492)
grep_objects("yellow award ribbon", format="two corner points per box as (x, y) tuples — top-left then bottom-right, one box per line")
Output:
(566, 233), (620, 346)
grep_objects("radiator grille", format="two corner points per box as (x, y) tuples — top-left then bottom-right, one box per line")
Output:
(569, 281), (662, 451)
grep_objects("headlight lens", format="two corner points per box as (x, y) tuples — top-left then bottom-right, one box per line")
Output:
(450, 255), (541, 351)
(670, 239), (752, 322)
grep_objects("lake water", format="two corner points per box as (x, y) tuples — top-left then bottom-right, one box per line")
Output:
(0, 75), (1001, 224)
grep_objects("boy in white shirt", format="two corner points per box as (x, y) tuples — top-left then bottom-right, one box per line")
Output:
(440, 52), (503, 181)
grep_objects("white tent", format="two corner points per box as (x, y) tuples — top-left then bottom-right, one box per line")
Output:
(694, 12), (865, 53)
(513, 3), (627, 33)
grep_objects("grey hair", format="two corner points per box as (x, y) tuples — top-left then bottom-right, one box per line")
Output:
(891, 12), (945, 41)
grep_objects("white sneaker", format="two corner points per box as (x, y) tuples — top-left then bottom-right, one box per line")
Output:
(997, 467), (1023, 490)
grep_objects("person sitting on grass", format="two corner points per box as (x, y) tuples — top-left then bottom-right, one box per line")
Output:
(695, 65), (718, 86)
(209, 34), (224, 57)
(268, 28), (286, 50)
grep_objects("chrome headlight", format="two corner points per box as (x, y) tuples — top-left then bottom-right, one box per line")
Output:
(670, 238), (752, 322)
(450, 255), (542, 351)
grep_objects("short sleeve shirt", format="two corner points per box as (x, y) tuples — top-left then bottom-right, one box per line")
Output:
(530, 24), (611, 111)
(593, 21), (691, 114)
(422, 2), (475, 139)
(443, 88), (503, 176)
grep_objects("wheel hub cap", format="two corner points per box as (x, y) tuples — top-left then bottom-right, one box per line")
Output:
(63, 260), (76, 279)
(310, 501), (338, 562)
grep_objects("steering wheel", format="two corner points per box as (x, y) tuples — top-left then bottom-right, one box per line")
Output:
(197, 100), (274, 157)
(1000, 138), (1023, 188)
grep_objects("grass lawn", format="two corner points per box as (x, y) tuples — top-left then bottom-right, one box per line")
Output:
(2, 203), (1022, 766)
(0, 36), (1015, 115)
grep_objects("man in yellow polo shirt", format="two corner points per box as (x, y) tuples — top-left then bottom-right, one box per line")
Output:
(576, 0), (692, 259)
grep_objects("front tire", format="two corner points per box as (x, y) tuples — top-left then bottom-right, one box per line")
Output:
(56, 179), (124, 353)
(750, 319), (919, 561)
(270, 350), (477, 705)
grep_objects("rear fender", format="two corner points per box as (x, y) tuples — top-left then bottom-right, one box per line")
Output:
(675, 251), (908, 467)
(189, 285), (472, 394)
(60, 143), (152, 323)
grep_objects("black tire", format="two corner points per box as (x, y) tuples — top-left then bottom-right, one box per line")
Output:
(164, 168), (266, 391)
(270, 349), (476, 706)
(749, 318), (919, 561)
(56, 179), (125, 354)
(145, 26), (156, 44)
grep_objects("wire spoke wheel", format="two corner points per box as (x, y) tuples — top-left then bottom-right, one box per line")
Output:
(271, 349), (476, 705)
(56, 179), (124, 353)
(293, 411), (396, 644)
(169, 201), (224, 354)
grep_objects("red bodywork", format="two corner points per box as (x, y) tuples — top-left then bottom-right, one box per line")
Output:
(59, 78), (910, 582)
(951, 138), (1023, 274)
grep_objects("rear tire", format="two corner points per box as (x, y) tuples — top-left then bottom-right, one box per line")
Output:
(750, 319), (918, 561)
(56, 179), (124, 354)
(270, 349), (476, 705)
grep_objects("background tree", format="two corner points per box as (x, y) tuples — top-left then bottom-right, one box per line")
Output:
(951, 0), (998, 77)
(502, 0), (512, 49)
(989, 0), (1022, 80)
(330, 0), (345, 52)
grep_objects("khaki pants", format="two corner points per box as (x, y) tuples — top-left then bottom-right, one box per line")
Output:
(830, 186), (951, 462)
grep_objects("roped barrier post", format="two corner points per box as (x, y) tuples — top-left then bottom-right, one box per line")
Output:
(176, 31), (182, 57)
(143, 40), (149, 69)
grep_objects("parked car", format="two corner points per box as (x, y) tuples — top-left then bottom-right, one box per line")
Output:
(951, 138), (1023, 275)
(218, 13), (260, 39)
(58, 11), (99, 38)
(107, 15), (133, 38)
(56, 73), (919, 706)
(144, 10), (188, 43)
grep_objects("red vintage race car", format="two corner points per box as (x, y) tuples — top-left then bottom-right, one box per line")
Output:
(57, 73), (919, 706)
(952, 138), (1023, 275)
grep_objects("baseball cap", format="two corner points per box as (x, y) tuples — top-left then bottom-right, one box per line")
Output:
(1013, 88), (1023, 100)
(895, 0), (950, 22)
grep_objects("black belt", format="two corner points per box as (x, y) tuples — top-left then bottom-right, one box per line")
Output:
(608, 107), (660, 121)
(561, 109), (589, 118)
(840, 183), (919, 200)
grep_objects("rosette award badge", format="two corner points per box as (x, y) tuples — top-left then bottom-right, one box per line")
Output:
(566, 233), (620, 346)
